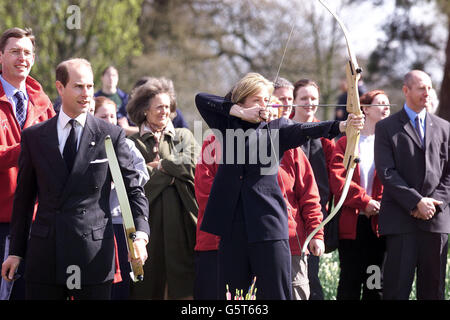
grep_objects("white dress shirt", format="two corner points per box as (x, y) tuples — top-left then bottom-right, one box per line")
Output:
(57, 108), (87, 155)
(359, 134), (376, 215)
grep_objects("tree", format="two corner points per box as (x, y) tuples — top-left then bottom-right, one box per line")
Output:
(436, 0), (450, 120)
(129, 0), (353, 123)
(352, 0), (449, 120)
(0, 0), (143, 100)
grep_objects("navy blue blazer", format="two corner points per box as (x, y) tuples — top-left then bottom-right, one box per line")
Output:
(195, 93), (341, 243)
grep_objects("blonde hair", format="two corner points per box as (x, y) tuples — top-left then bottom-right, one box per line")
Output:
(231, 73), (274, 104)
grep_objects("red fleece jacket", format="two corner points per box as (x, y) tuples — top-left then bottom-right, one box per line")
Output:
(0, 75), (55, 222)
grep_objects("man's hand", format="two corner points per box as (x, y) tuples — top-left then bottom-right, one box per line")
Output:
(411, 208), (421, 219)
(130, 238), (148, 266)
(309, 239), (325, 256)
(412, 197), (443, 220)
(1, 256), (21, 282)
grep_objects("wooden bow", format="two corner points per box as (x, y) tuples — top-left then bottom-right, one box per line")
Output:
(301, 0), (363, 256)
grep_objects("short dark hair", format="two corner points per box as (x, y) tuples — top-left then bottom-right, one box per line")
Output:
(0, 27), (35, 53)
(55, 58), (92, 87)
(102, 65), (117, 76)
(274, 77), (294, 90)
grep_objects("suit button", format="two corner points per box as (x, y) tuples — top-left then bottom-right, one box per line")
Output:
(239, 176), (243, 180)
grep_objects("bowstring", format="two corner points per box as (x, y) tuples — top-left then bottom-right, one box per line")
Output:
(265, 9), (304, 254)
(246, 0), (304, 254)
(271, 21), (296, 98)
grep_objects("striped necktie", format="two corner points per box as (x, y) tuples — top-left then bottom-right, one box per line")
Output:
(414, 115), (424, 146)
(14, 91), (26, 128)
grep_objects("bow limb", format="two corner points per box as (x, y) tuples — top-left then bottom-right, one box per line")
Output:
(302, 0), (362, 256)
(301, 165), (356, 255)
(315, 0), (362, 169)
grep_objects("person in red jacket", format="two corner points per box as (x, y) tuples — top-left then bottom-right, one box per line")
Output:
(292, 79), (335, 300)
(0, 27), (55, 300)
(329, 89), (390, 300)
(194, 134), (221, 299)
(277, 147), (324, 300)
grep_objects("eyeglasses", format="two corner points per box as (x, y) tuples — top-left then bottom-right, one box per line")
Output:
(7, 48), (34, 58)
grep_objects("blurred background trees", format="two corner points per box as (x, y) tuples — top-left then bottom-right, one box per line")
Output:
(351, 0), (450, 119)
(0, 0), (143, 99)
(0, 0), (448, 125)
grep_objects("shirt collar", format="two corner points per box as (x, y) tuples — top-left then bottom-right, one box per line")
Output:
(140, 120), (175, 137)
(0, 74), (28, 101)
(58, 107), (87, 129)
(404, 103), (426, 123)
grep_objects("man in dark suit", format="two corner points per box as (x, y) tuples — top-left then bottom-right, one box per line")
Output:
(374, 70), (450, 300)
(1, 58), (150, 300)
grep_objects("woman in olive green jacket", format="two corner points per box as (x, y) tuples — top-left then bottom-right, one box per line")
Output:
(127, 77), (200, 300)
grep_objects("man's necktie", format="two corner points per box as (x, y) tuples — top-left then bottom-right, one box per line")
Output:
(14, 91), (26, 128)
(414, 115), (424, 146)
(63, 119), (78, 172)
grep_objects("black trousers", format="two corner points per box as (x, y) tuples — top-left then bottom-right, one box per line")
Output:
(25, 280), (112, 300)
(337, 215), (385, 300)
(383, 230), (448, 300)
(194, 250), (218, 300)
(217, 216), (291, 300)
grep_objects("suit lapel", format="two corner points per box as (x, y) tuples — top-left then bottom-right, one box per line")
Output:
(40, 116), (69, 186)
(424, 112), (434, 151)
(71, 114), (98, 177)
(401, 109), (423, 149)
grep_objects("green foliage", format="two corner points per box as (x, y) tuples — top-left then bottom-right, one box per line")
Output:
(0, 0), (143, 99)
(318, 251), (340, 300)
(319, 247), (450, 300)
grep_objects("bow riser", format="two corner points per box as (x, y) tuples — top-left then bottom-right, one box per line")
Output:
(343, 60), (363, 169)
